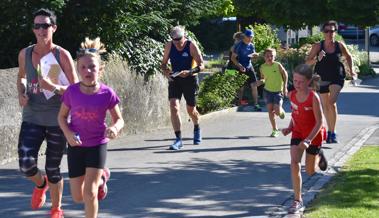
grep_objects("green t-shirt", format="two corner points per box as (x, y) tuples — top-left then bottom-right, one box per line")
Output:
(260, 61), (283, 92)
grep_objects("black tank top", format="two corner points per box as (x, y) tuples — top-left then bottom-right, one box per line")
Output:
(314, 40), (345, 81)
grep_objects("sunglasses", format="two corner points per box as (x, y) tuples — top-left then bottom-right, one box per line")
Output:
(76, 48), (98, 57)
(172, 37), (183, 41)
(33, 23), (53, 30)
(323, 30), (336, 33)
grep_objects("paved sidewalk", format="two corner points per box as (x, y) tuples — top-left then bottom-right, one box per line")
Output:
(1, 77), (379, 218)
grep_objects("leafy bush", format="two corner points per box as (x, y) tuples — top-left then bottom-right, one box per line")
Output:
(248, 23), (281, 53)
(345, 44), (376, 77)
(197, 72), (247, 113)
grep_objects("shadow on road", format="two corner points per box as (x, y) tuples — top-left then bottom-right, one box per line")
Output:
(338, 91), (379, 117)
(0, 159), (300, 218)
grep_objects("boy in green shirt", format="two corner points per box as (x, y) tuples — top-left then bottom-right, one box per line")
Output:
(259, 48), (288, 137)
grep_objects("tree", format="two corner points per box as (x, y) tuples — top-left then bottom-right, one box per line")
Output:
(233, 0), (379, 29)
(0, 0), (65, 68)
(0, 0), (230, 72)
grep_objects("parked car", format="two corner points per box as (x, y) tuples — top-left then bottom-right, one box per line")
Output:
(338, 23), (365, 39)
(369, 26), (379, 46)
(338, 24), (365, 39)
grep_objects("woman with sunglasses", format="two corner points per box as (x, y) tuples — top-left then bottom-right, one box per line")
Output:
(306, 20), (356, 144)
(16, 8), (77, 218)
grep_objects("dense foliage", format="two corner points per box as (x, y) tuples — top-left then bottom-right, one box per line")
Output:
(197, 72), (247, 113)
(233, 0), (379, 29)
(249, 23), (281, 53)
(0, 0), (230, 71)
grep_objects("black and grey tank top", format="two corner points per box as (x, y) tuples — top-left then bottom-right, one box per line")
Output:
(22, 45), (63, 126)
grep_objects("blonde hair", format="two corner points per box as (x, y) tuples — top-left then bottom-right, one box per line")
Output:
(233, 32), (243, 41)
(77, 37), (106, 72)
(294, 64), (320, 91)
(264, 48), (276, 56)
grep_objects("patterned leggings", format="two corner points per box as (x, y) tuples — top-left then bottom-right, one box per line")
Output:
(18, 122), (67, 184)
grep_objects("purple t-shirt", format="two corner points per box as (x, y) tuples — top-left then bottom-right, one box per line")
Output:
(62, 83), (120, 147)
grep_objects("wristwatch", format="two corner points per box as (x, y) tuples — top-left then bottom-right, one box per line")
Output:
(52, 87), (60, 95)
(303, 139), (311, 145)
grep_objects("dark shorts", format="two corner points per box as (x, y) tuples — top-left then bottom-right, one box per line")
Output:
(168, 76), (198, 107)
(240, 67), (257, 85)
(263, 89), (283, 105)
(319, 79), (344, 94)
(290, 138), (321, 155)
(67, 143), (107, 178)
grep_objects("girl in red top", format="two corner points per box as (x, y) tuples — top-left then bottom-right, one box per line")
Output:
(282, 64), (327, 214)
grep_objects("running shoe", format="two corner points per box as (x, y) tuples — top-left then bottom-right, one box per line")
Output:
(169, 138), (183, 150)
(50, 207), (64, 218)
(31, 175), (49, 210)
(270, 129), (280, 137)
(318, 149), (328, 171)
(330, 132), (338, 143)
(288, 200), (305, 214)
(326, 131), (332, 143)
(254, 104), (262, 111)
(193, 129), (202, 145)
(98, 168), (111, 200)
(239, 99), (249, 106)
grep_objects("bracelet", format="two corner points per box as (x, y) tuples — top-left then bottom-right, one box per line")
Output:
(189, 66), (201, 75)
(303, 139), (311, 145)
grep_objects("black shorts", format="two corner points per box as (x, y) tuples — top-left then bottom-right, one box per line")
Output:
(168, 76), (198, 107)
(67, 144), (107, 178)
(290, 138), (321, 155)
(319, 79), (344, 94)
(240, 67), (257, 85)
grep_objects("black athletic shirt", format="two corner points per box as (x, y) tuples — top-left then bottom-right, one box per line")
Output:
(314, 40), (346, 81)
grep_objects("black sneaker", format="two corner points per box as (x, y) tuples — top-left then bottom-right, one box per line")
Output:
(318, 149), (328, 171)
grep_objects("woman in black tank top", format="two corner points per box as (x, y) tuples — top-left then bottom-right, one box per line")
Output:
(305, 20), (357, 144)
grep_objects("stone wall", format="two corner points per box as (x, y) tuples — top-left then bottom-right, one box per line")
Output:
(0, 57), (188, 164)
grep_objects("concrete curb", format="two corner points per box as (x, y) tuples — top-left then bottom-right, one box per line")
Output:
(268, 125), (379, 218)
(200, 106), (238, 120)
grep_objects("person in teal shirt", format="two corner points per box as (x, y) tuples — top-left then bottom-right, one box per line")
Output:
(259, 48), (288, 137)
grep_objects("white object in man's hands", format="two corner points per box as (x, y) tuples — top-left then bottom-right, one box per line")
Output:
(170, 71), (184, 78)
(40, 52), (69, 99)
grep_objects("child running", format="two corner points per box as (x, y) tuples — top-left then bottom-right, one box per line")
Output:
(259, 48), (288, 137)
(58, 37), (124, 218)
(281, 64), (327, 214)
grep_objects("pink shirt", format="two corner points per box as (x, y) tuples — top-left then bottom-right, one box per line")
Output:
(62, 83), (120, 147)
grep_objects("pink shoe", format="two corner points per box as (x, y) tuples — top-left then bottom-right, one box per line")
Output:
(31, 176), (49, 210)
(50, 207), (64, 218)
(98, 168), (111, 200)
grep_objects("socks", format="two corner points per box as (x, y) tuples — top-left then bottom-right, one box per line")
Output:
(194, 124), (200, 131)
(175, 131), (182, 139)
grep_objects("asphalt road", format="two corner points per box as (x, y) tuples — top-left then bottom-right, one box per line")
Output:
(1, 78), (379, 218)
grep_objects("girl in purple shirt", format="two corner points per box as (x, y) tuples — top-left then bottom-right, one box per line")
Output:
(58, 37), (124, 218)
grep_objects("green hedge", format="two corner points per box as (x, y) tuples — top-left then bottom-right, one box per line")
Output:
(197, 71), (247, 114)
